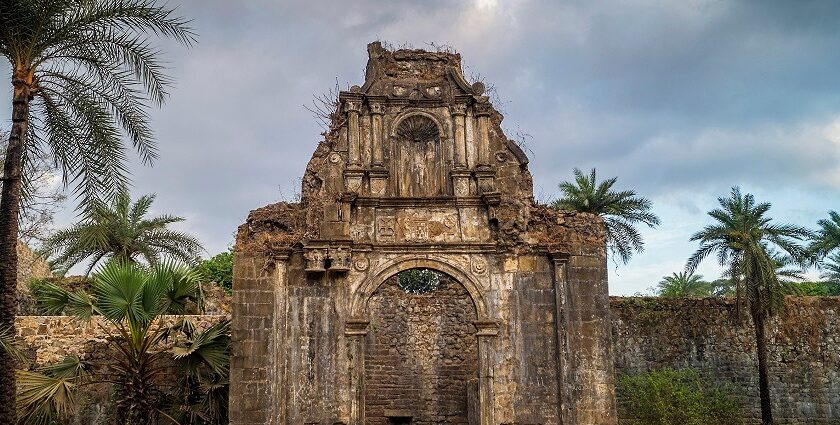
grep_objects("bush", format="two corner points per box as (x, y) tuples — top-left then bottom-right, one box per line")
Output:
(197, 249), (234, 292)
(617, 368), (742, 425)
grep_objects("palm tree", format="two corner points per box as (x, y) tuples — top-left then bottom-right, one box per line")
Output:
(685, 187), (811, 424)
(818, 252), (840, 295)
(30, 260), (228, 424)
(0, 2), (194, 419)
(657, 271), (711, 297)
(42, 190), (204, 274)
(553, 168), (660, 264)
(809, 211), (840, 258)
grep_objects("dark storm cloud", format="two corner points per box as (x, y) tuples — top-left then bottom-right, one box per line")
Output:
(3, 0), (840, 258)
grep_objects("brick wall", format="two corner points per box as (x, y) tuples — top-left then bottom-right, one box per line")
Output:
(365, 273), (478, 425)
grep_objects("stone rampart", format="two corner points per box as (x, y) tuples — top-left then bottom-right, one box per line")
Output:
(611, 296), (840, 424)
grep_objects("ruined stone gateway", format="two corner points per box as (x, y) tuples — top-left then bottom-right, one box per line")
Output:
(230, 42), (617, 425)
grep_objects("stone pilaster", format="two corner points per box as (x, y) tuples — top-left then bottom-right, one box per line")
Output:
(475, 103), (492, 168)
(451, 103), (468, 169)
(230, 252), (290, 425)
(369, 98), (385, 168)
(346, 319), (369, 425)
(474, 320), (499, 425)
(345, 95), (363, 169)
(553, 249), (618, 425)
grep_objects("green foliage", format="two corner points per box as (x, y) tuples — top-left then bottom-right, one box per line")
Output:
(617, 368), (742, 425)
(27, 261), (224, 424)
(0, 0), (196, 206)
(656, 272), (712, 297)
(709, 278), (736, 297)
(197, 250), (234, 292)
(397, 269), (441, 294)
(170, 320), (231, 425)
(810, 210), (840, 259)
(16, 356), (87, 425)
(791, 281), (840, 296)
(0, 326), (25, 365)
(41, 191), (204, 274)
(686, 187), (811, 318)
(553, 168), (660, 264)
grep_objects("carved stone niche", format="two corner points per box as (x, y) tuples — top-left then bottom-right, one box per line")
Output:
(329, 246), (351, 273)
(304, 248), (326, 273)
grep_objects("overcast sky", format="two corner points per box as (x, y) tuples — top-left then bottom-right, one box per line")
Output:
(3, 0), (840, 294)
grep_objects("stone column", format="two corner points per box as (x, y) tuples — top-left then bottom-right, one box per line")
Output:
(345, 96), (363, 168)
(451, 103), (468, 169)
(346, 319), (369, 425)
(368, 99), (389, 196)
(369, 99), (385, 167)
(551, 254), (571, 423)
(474, 320), (499, 425)
(475, 103), (492, 168)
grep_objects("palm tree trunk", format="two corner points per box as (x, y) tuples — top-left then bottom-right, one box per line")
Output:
(0, 69), (33, 423)
(752, 310), (773, 424)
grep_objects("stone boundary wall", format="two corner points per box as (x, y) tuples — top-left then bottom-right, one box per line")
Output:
(14, 315), (229, 366)
(14, 298), (839, 424)
(611, 296), (840, 424)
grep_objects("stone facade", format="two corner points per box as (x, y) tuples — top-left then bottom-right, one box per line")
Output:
(231, 43), (617, 425)
(612, 297), (840, 424)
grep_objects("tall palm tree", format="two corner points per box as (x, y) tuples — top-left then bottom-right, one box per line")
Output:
(29, 260), (228, 424)
(685, 187), (811, 424)
(657, 271), (711, 297)
(0, 1), (194, 419)
(41, 190), (204, 274)
(553, 168), (660, 264)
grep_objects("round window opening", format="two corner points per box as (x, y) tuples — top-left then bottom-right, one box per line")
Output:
(397, 268), (442, 294)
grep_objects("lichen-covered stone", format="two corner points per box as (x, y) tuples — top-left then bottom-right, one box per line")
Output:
(611, 296), (840, 424)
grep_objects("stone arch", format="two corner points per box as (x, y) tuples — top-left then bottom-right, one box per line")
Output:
(350, 256), (489, 319)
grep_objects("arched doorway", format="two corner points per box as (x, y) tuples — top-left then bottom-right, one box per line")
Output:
(364, 268), (478, 425)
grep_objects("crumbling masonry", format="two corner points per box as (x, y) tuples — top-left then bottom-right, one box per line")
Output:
(230, 42), (617, 425)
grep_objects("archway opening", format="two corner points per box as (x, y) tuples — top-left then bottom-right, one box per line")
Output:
(365, 268), (479, 425)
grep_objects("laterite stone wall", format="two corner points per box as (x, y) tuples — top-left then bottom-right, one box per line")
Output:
(611, 296), (840, 424)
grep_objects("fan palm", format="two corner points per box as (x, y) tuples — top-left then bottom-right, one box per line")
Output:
(0, 1), (194, 419)
(42, 190), (204, 274)
(657, 272), (711, 298)
(31, 260), (224, 424)
(685, 187), (811, 424)
(16, 356), (87, 425)
(553, 168), (660, 264)
(170, 319), (231, 425)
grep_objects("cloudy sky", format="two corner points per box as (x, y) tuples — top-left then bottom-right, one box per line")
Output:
(3, 0), (840, 294)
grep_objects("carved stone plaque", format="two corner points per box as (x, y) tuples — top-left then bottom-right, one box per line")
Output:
(395, 209), (459, 243)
